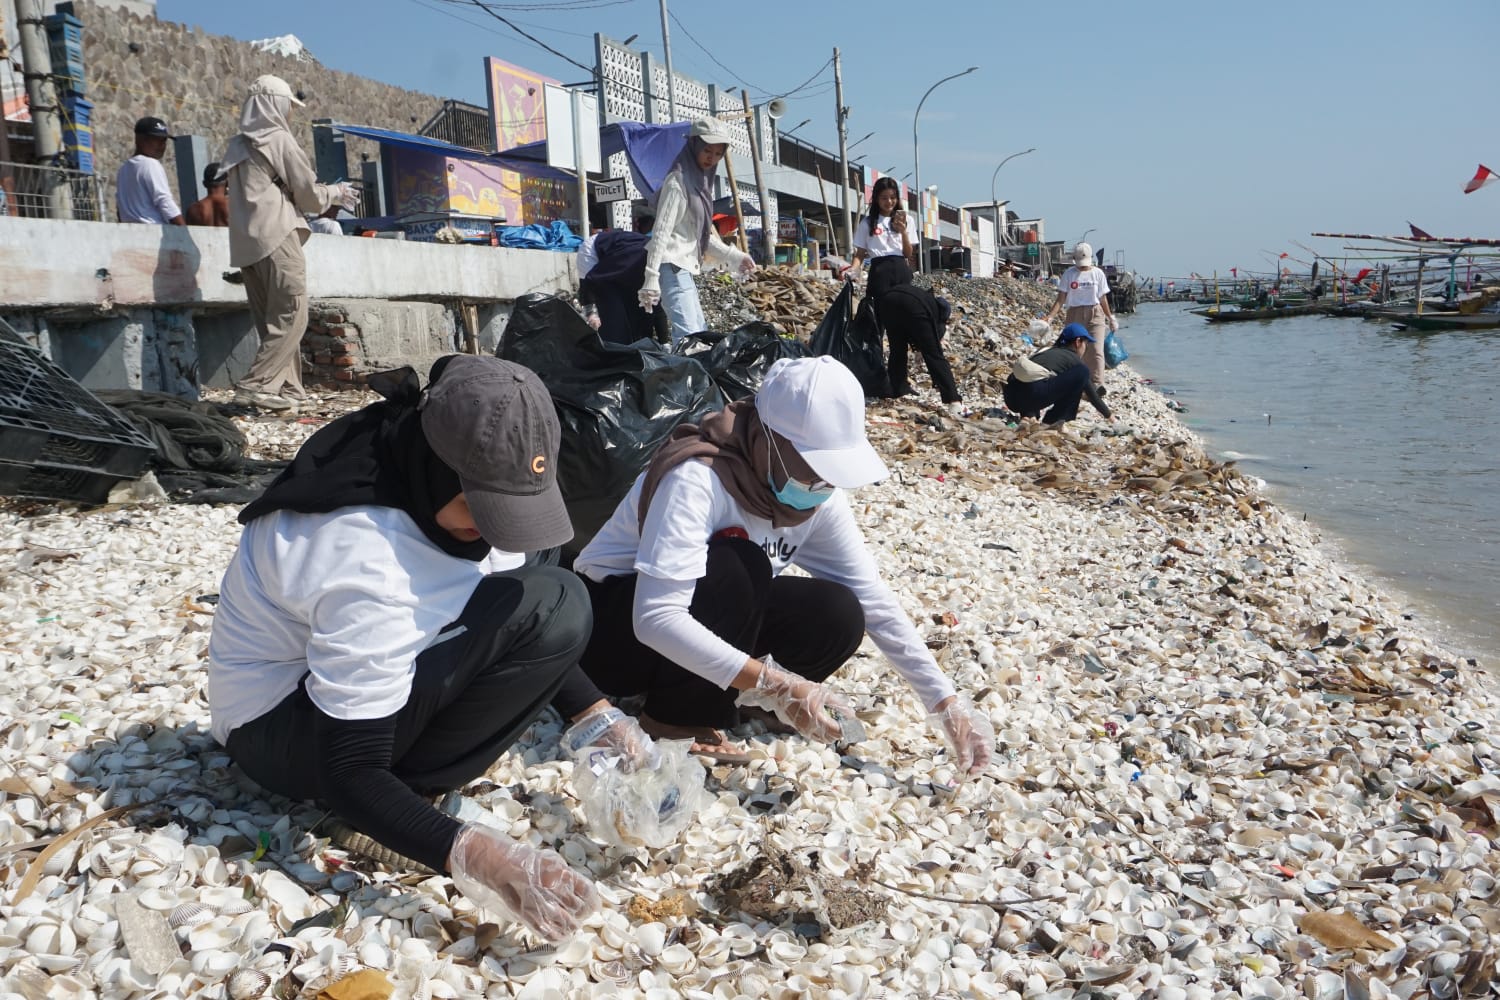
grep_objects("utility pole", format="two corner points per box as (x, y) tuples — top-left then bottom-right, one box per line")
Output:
(741, 88), (775, 265)
(658, 0), (678, 121)
(833, 47), (853, 257)
(570, 88), (589, 240)
(16, 0), (71, 218)
(0, 2), (13, 213)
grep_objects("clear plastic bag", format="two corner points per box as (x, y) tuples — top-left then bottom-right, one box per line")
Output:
(568, 738), (710, 849)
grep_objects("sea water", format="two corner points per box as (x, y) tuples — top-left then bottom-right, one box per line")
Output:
(1121, 302), (1499, 664)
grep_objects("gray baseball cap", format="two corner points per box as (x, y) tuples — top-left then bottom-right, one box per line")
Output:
(418, 356), (572, 552)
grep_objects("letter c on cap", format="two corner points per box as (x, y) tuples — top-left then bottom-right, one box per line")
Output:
(531, 455), (546, 475)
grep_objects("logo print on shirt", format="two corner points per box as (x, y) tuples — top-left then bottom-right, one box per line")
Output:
(762, 537), (798, 562)
(1070, 281), (1080, 289)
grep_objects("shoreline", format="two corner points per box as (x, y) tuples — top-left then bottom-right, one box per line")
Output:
(3, 282), (1498, 998)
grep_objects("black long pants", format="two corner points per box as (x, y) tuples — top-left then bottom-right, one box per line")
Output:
(227, 566), (593, 800)
(1002, 365), (1090, 424)
(577, 537), (865, 729)
(882, 305), (961, 403)
(867, 255), (913, 301)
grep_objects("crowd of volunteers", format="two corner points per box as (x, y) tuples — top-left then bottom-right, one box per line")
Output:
(159, 97), (1095, 942)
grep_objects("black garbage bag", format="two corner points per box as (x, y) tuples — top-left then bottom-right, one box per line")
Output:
(498, 293), (726, 558)
(675, 322), (811, 401)
(809, 281), (891, 397)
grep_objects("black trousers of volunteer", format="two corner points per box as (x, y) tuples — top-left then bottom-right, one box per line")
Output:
(880, 293), (961, 404)
(227, 566), (592, 800)
(1002, 365), (1091, 424)
(578, 537), (865, 729)
(867, 255), (913, 303)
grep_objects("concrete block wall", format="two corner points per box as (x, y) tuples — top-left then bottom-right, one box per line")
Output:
(73, 0), (446, 209)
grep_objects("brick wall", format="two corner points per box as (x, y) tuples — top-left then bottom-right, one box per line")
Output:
(73, 0), (447, 207)
(302, 305), (365, 389)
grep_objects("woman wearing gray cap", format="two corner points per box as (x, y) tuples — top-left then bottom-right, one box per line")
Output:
(573, 357), (995, 776)
(637, 117), (756, 341)
(220, 75), (361, 414)
(208, 356), (651, 941)
(1043, 242), (1118, 391)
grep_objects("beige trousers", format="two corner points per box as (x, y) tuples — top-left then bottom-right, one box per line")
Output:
(239, 231), (308, 396)
(1065, 303), (1108, 387)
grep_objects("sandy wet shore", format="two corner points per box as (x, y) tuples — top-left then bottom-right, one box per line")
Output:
(1, 291), (1497, 999)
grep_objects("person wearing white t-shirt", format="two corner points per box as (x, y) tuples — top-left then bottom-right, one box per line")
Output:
(846, 175), (916, 300)
(208, 356), (657, 941)
(115, 117), (184, 226)
(572, 356), (995, 777)
(1043, 242), (1117, 390)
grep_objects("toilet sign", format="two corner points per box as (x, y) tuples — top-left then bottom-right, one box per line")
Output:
(593, 177), (627, 203)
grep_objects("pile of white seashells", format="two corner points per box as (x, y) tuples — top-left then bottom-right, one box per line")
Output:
(1, 320), (1496, 1000)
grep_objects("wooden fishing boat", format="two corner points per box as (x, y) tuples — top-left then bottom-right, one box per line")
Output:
(1389, 311), (1500, 331)
(1193, 303), (1331, 322)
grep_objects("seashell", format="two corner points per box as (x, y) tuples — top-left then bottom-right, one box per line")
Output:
(226, 968), (273, 1000)
(633, 921), (667, 957)
(169, 902), (217, 928)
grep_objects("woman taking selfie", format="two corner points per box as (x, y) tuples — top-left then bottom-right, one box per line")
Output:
(846, 176), (916, 300)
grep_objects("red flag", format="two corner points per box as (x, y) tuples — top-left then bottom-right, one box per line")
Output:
(1353, 268), (1372, 283)
(1464, 164), (1497, 194)
(1230, 267), (1237, 277)
(1408, 221), (1434, 239)
(1278, 252), (1289, 259)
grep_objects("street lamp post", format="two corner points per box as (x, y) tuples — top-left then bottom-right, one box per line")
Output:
(848, 131), (875, 151)
(912, 66), (978, 275)
(989, 146), (1035, 272)
(783, 119), (811, 138)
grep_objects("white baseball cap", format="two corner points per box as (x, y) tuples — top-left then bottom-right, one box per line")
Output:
(755, 357), (888, 488)
(248, 74), (305, 107)
(1073, 242), (1093, 264)
(690, 116), (732, 146)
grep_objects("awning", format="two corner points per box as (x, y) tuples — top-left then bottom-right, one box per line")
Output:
(331, 122), (577, 182)
(496, 120), (691, 199)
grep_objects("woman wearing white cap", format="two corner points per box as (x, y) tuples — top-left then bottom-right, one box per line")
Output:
(638, 117), (756, 341)
(220, 75), (361, 414)
(573, 356), (994, 776)
(1043, 242), (1117, 391)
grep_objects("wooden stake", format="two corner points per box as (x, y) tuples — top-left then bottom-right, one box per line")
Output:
(722, 152), (749, 253)
(814, 164), (840, 257)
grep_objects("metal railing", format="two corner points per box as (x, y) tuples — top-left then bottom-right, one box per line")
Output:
(0, 160), (109, 221)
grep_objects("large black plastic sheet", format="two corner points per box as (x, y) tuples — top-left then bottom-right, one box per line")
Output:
(675, 322), (811, 401)
(809, 281), (891, 397)
(498, 294), (726, 558)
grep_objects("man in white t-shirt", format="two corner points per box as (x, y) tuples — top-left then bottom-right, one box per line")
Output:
(115, 117), (184, 226)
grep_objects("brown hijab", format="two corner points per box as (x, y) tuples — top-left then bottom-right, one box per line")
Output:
(638, 399), (818, 531)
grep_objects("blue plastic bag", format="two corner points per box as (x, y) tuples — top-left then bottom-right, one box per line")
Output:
(1104, 330), (1129, 368)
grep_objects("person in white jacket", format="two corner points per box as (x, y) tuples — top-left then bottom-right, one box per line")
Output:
(638, 117), (755, 342)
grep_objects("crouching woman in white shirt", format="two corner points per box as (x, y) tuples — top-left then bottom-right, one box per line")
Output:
(209, 356), (653, 941)
(637, 117), (755, 342)
(572, 356), (994, 775)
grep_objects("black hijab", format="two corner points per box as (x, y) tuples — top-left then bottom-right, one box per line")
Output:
(237, 359), (489, 561)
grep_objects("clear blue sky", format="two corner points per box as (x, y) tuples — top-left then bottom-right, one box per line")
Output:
(160, 0), (1498, 279)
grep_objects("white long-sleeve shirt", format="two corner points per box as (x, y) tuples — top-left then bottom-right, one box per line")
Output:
(115, 155), (181, 224)
(574, 461), (957, 711)
(641, 171), (745, 290)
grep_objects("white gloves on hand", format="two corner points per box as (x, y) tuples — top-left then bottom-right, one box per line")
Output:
(335, 181), (362, 213)
(739, 655), (859, 744)
(564, 705), (659, 772)
(929, 697), (995, 777)
(638, 287), (661, 313)
(448, 823), (599, 940)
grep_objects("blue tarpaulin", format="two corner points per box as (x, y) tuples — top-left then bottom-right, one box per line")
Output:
(333, 119), (694, 199)
(498, 220), (582, 252)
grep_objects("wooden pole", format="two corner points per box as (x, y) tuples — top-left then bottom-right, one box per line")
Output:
(1415, 254), (1426, 315)
(814, 163), (840, 257)
(741, 89), (775, 264)
(721, 152), (748, 253)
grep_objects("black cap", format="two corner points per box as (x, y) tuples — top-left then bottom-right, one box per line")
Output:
(134, 116), (171, 138)
(202, 162), (226, 188)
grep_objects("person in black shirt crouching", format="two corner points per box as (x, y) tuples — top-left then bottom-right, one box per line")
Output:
(1002, 323), (1113, 426)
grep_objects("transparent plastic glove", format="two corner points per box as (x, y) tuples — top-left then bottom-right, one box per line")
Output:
(584, 308), (602, 330)
(336, 181), (361, 213)
(739, 655), (858, 744)
(564, 705), (659, 772)
(736, 252), (757, 277)
(1107, 314), (1120, 333)
(929, 697), (996, 777)
(448, 823), (598, 941)
(638, 287), (660, 313)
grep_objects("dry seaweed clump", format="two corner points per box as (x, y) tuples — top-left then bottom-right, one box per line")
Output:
(707, 845), (888, 932)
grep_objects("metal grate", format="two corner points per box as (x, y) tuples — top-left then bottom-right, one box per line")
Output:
(417, 100), (493, 152)
(0, 160), (108, 221)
